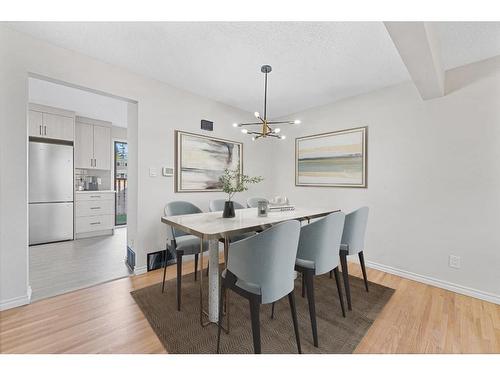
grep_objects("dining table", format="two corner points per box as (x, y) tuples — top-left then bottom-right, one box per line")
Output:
(161, 205), (340, 327)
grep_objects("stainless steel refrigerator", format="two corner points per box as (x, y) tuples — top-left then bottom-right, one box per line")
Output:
(29, 141), (74, 245)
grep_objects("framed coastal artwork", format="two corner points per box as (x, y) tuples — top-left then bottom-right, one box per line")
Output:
(295, 126), (367, 188)
(175, 130), (243, 192)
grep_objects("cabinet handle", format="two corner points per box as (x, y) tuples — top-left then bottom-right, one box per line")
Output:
(94, 158), (97, 168)
(90, 222), (101, 225)
(90, 196), (101, 198)
(90, 207), (101, 210)
(44, 126), (47, 135)
(39, 125), (42, 135)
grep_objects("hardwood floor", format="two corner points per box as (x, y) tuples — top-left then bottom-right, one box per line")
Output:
(0, 258), (499, 354)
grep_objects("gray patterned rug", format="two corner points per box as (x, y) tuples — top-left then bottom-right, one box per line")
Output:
(131, 271), (394, 354)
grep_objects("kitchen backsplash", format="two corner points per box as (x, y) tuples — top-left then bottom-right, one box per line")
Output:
(75, 168), (112, 191)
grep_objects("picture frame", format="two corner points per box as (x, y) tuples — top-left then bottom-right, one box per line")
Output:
(295, 126), (367, 188)
(175, 130), (243, 192)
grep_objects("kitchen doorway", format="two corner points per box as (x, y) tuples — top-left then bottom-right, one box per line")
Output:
(27, 75), (136, 302)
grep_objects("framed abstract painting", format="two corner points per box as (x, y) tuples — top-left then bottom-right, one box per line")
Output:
(295, 126), (367, 188)
(175, 131), (243, 192)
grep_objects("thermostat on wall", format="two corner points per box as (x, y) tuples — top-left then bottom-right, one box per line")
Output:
(162, 167), (173, 177)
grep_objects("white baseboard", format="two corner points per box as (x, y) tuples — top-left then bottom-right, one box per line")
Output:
(0, 285), (32, 311)
(134, 265), (148, 276)
(365, 260), (500, 305)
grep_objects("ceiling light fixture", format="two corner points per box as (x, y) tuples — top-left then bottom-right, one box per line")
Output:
(233, 65), (301, 140)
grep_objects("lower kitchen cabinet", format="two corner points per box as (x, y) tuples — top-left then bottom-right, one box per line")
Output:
(75, 191), (115, 238)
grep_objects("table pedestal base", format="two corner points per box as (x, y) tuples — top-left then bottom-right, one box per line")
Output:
(199, 239), (229, 332)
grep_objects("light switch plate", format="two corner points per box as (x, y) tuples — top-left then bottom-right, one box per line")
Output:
(149, 167), (157, 177)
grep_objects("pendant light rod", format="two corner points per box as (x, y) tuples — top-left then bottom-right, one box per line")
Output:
(264, 71), (268, 121)
(261, 64), (272, 121)
(233, 64), (299, 140)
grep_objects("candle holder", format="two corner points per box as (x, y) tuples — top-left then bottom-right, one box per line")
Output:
(257, 200), (268, 217)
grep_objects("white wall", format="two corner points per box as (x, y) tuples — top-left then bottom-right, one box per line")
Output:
(29, 77), (129, 128)
(0, 25), (272, 309)
(270, 76), (500, 302)
(112, 126), (127, 140)
(2, 24), (498, 310)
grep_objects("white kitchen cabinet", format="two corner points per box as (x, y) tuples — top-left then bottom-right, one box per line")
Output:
(76, 199), (114, 217)
(43, 112), (74, 141)
(74, 122), (94, 169)
(75, 117), (111, 170)
(75, 191), (115, 238)
(28, 105), (74, 141)
(76, 214), (114, 234)
(28, 110), (43, 137)
(93, 125), (111, 170)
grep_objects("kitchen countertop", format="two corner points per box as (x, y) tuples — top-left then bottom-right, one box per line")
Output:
(75, 190), (116, 193)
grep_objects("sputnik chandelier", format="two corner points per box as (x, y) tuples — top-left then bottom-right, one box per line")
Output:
(233, 65), (301, 140)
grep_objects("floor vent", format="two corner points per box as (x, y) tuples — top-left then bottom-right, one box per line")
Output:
(126, 246), (136, 271)
(147, 247), (176, 272)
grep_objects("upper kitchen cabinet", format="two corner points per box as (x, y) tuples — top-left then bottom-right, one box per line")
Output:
(28, 104), (75, 142)
(28, 110), (43, 137)
(93, 125), (111, 170)
(75, 122), (94, 169)
(75, 117), (112, 170)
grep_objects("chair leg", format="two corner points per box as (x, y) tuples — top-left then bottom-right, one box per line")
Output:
(249, 295), (261, 354)
(194, 253), (198, 281)
(340, 251), (352, 311)
(304, 270), (318, 347)
(206, 262), (209, 277)
(333, 267), (346, 317)
(271, 302), (275, 319)
(176, 253), (183, 311)
(288, 291), (302, 354)
(358, 251), (369, 292)
(329, 270), (333, 279)
(216, 276), (227, 354)
(161, 252), (168, 293)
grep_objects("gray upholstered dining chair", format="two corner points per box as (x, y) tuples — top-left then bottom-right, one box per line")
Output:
(209, 199), (245, 212)
(338, 207), (369, 311)
(246, 197), (268, 208)
(291, 211), (346, 347)
(162, 201), (208, 311)
(209, 199), (253, 245)
(217, 220), (302, 354)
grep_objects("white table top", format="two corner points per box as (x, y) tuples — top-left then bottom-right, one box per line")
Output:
(161, 206), (340, 240)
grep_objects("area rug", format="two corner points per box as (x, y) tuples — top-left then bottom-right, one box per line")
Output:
(131, 271), (394, 354)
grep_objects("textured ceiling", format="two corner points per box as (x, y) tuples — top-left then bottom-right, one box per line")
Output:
(7, 22), (410, 118)
(6, 22), (500, 117)
(433, 22), (500, 70)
